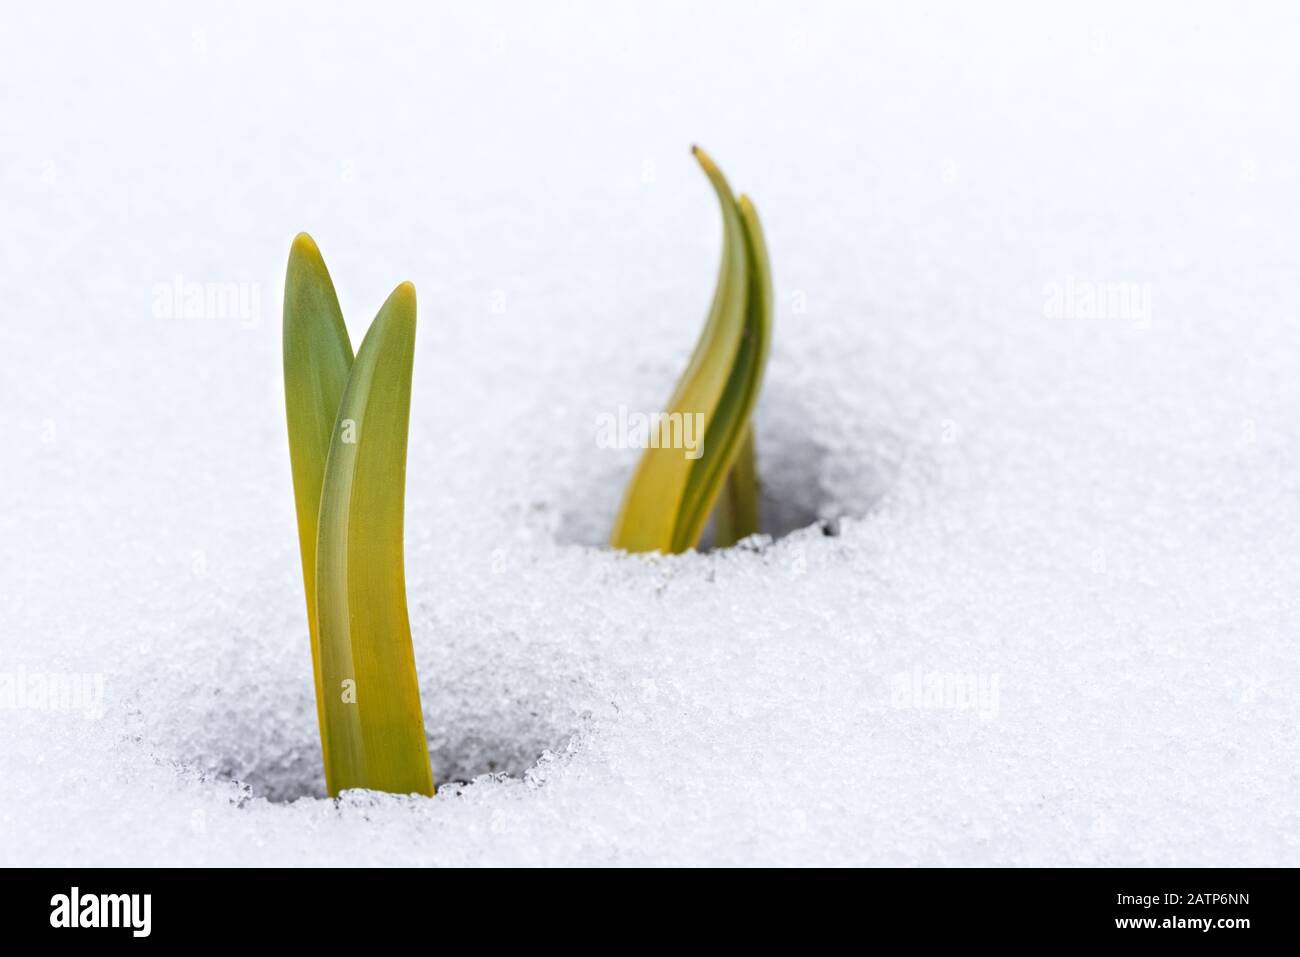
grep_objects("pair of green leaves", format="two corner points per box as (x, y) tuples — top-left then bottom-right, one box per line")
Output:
(610, 147), (773, 553)
(283, 234), (433, 798)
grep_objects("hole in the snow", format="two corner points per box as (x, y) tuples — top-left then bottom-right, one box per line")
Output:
(163, 681), (581, 804)
(555, 379), (899, 548)
(198, 724), (575, 804)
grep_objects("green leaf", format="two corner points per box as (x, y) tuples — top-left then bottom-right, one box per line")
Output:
(712, 425), (760, 549)
(314, 281), (433, 796)
(283, 232), (353, 744)
(610, 148), (774, 553)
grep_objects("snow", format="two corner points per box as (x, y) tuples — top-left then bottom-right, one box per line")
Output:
(2, 1), (1298, 866)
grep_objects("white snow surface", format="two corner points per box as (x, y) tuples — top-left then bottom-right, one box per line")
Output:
(2, 1), (1298, 866)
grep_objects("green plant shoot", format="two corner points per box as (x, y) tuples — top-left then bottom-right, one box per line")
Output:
(283, 233), (434, 797)
(610, 147), (773, 553)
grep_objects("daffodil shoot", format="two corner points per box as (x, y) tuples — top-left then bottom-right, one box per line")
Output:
(610, 147), (773, 554)
(283, 234), (433, 798)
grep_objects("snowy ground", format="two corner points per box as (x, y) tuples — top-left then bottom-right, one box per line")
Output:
(2, 1), (1298, 866)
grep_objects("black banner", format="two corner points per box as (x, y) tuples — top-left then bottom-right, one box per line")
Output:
(0, 867), (1290, 943)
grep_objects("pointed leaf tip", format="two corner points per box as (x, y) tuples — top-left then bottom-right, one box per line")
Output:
(391, 280), (416, 308)
(692, 145), (720, 175)
(290, 231), (321, 259)
(372, 281), (417, 338)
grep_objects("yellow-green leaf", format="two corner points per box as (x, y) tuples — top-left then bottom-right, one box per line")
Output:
(314, 281), (433, 797)
(713, 425), (760, 549)
(610, 148), (774, 553)
(283, 232), (353, 741)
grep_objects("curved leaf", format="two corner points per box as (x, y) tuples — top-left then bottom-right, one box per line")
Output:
(610, 148), (773, 553)
(314, 282), (433, 796)
(283, 232), (353, 740)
